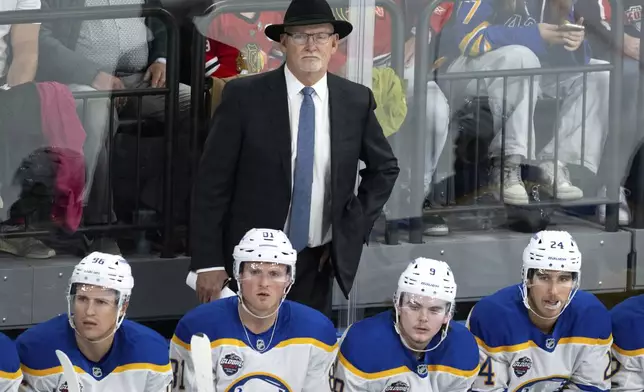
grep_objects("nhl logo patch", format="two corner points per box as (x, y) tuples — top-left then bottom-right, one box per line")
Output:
(545, 338), (556, 349)
(512, 356), (532, 377)
(416, 364), (428, 375)
(384, 381), (410, 392)
(220, 353), (244, 376)
(92, 367), (102, 378)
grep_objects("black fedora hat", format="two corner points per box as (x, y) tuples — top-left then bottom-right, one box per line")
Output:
(264, 0), (353, 42)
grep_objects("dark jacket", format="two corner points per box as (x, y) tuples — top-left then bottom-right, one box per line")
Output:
(37, 0), (168, 85)
(190, 66), (399, 298)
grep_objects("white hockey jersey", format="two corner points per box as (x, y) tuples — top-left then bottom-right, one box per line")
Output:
(610, 294), (644, 391)
(333, 311), (480, 391)
(466, 285), (612, 392)
(169, 296), (338, 392)
(16, 314), (172, 392)
(0, 332), (22, 392)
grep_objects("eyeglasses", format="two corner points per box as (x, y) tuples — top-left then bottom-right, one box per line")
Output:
(285, 32), (334, 45)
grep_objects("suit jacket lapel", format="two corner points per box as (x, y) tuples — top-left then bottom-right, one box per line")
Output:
(328, 73), (345, 192)
(265, 66), (293, 193)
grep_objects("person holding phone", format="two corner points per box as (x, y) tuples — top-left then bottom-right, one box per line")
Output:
(439, 0), (612, 208)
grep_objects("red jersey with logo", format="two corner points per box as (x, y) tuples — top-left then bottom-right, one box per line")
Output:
(208, 12), (285, 74)
(328, 2), (453, 72)
(205, 38), (241, 78)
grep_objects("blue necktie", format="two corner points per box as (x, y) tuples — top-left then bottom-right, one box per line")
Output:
(288, 87), (315, 252)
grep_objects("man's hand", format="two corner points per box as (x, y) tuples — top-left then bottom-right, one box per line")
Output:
(196, 270), (230, 303)
(624, 33), (640, 60)
(144, 61), (166, 88)
(92, 72), (126, 109)
(92, 71), (124, 91)
(562, 18), (585, 52)
(538, 23), (567, 46)
(318, 245), (331, 272)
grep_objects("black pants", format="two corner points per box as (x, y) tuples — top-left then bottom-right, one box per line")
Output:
(286, 244), (334, 318)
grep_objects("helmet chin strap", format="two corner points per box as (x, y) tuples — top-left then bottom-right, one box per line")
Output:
(237, 282), (293, 320)
(67, 296), (126, 345)
(393, 306), (449, 354)
(520, 283), (579, 321)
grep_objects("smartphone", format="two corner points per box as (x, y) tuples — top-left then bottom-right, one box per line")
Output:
(558, 23), (585, 32)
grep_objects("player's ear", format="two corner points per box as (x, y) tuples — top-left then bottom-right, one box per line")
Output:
(121, 301), (129, 314)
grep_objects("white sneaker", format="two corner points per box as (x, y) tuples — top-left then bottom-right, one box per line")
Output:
(489, 157), (529, 205)
(597, 186), (631, 225)
(538, 161), (583, 200)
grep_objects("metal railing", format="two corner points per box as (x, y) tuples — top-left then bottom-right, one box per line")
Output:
(388, 0), (627, 243)
(0, 4), (180, 257)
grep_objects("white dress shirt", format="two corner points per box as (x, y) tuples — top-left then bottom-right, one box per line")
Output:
(195, 65), (332, 275)
(282, 64), (332, 249)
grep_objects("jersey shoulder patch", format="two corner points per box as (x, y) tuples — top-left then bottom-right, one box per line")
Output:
(339, 311), (408, 377)
(467, 285), (529, 350)
(117, 320), (171, 367)
(561, 290), (611, 341)
(0, 332), (21, 378)
(433, 321), (480, 376)
(282, 300), (337, 349)
(172, 296), (237, 349)
(611, 294), (644, 352)
(16, 314), (72, 371)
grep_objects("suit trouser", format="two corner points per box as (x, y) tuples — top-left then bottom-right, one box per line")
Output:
(446, 45), (610, 174)
(286, 244), (333, 318)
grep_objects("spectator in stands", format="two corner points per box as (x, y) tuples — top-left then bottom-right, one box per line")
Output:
(0, 0), (55, 259)
(442, 0), (611, 206)
(36, 0), (192, 253)
(0, 0), (39, 87)
(191, 0), (399, 315)
(205, 10), (286, 74)
(330, 3), (453, 236)
(576, 0), (635, 225)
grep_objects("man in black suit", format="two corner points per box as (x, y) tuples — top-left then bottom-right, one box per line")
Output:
(191, 0), (399, 315)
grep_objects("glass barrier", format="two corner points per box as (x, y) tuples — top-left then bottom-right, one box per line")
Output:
(0, 0), (641, 389)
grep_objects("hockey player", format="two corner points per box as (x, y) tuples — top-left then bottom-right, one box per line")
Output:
(169, 228), (338, 391)
(609, 294), (644, 391)
(0, 332), (22, 391)
(466, 230), (612, 391)
(442, 0), (612, 205)
(332, 257), (480, 391)
(16, 252), (172, 391)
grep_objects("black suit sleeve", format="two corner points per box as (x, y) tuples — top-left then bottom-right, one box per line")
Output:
(190, 82), (243, 270)
(356, 88), (400, 242)
(37, 0), (103, 84)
